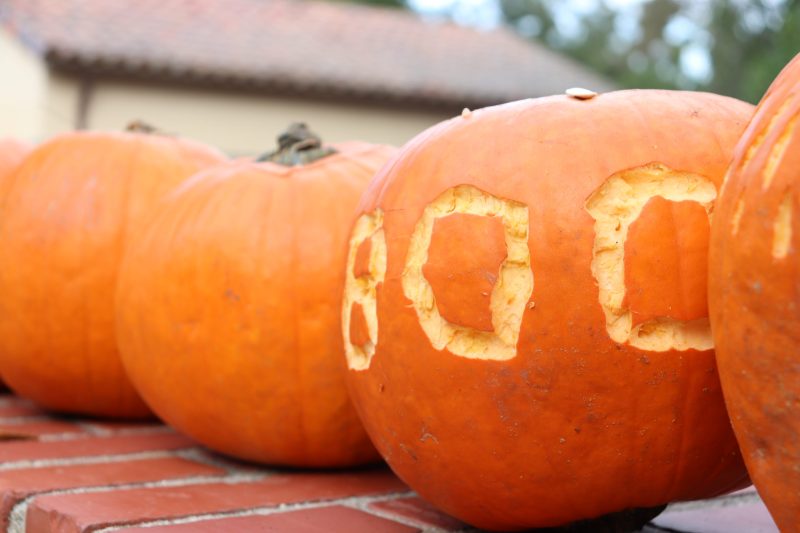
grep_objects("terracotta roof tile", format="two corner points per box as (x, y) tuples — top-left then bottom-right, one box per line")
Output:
(0, 0), (614, 107)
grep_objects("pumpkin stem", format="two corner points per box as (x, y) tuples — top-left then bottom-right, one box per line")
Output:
(257, 123), (337, 166)
(125, 120), (161, 134)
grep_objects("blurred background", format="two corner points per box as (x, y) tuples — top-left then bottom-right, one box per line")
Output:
(0, 0), (798, 154)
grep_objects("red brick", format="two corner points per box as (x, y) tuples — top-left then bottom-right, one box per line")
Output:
(121, 505), (418, 532)
(26, 470), (408, 533)
(80, 420), (165, 434)
(370, 497), (465, 530)
(0, 399), (46, 418)
(0, 420), (86, 440)
(0, 432), (194, 463)
(652, 500), (778, 533)
(0, 458), (225, 530)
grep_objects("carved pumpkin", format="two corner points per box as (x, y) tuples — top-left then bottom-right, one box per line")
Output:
(0, 129), (225, 418)
(709, 54), (800, 531)
(344, 91), (754, 530)
(116, 125), (396, 466)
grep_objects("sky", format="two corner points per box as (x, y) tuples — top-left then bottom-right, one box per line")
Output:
(408, 0), (647, 30)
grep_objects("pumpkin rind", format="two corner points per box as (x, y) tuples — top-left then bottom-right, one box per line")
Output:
(0, 132), (225, 418)
(116, 142), (396, 466)
(0, 138), (30, 178)
(345, 90), (753, 530)
(0, 138), (30, 390)
(709, 54), (800, 531)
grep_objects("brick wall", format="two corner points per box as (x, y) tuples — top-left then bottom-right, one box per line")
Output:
(0, 393), (778, 532)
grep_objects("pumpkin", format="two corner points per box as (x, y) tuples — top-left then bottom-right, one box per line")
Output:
(0, 127), (225, 418)
(709, 54), (800, 531)
(0, 138), (30, 390)
(343, 90), (754, 530)
(116, 124), (396, 466)
(0, 138), (30, 177)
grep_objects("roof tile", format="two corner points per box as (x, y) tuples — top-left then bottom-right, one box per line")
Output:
(1, 0), (614, 107)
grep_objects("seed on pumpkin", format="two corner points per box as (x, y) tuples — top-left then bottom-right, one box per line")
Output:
(462, 108), (473, 118)
(566, 87), (598, 100)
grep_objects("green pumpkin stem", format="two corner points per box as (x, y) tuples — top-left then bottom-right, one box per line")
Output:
(258, 123), (337, 166)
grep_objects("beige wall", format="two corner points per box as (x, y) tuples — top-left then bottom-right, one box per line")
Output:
(42, 73), (81, 137)
(85, 81), (453, 154)
(1, 31), (452, 151)
(0, 29), (48, 141)
(0, 30), (78, 142)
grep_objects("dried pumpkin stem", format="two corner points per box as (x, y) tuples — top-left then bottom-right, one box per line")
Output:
(125, 120), (161, 134)
(258, 122), (337, 166)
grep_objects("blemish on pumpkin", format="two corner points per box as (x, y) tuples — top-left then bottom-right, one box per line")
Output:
(399, 443), (418, 461)
(763, 115), (797, 190)
(224, 288), (240, 302)
(343, 210), (387, 371)
(423, 213), (506, 332)
(420, 429), (439, 444)
(585, 163), (716, 352)
(402, 185), (532, 361)
(772, 192), (793, 260)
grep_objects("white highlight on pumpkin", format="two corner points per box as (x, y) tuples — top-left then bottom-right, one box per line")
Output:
(402, 185), (532, 361)
(585, 163), (716, 352)
(343, 210), (387, 371)
(773, 193), (793, 260)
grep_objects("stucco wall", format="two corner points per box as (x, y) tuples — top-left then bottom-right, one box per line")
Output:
(42, 73), (81, 137)
(0, 29), (48, 141)
(85, 81), (453, 154)
(2, 29), (453, 151)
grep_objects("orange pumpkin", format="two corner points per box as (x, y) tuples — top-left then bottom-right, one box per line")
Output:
(0, 138), (30, 177)
(116, 125), (396, 466)
(0, 129), (225, 418)
(0, 138), (30, 390)
(343, 90), (754, 530)
(709, 54), (800, 531)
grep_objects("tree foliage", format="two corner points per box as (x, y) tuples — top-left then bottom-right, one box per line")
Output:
(332, 0), (405, 7)
(341, 0), (799, 102)
(500, 0), (800, 103)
